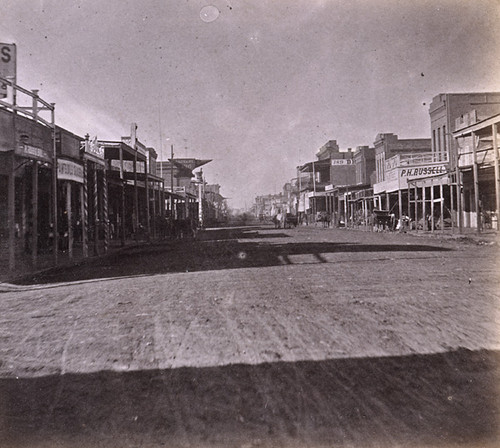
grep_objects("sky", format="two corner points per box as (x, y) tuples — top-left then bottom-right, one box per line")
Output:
(2, 0), (500, 209)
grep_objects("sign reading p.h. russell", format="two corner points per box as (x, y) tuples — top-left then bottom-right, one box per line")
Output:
(400, 165), (447, 178)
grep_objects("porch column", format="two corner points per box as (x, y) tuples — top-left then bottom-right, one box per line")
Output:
(121, 180), (126, 247)
(440, 183), (444, 231)
(456, 155), (463, 233)
(472, 131), (481, 233)
(361, 198), (368, 229)
(80, 180), (88, 258)
(133, 151), (139, 234)
(93, 164), (99, 255)
(32, 161), (38, 267)
(493, 122), (500, 230)
(145, 170), (150, 241)
(161, 182), (165, 219)
(398, 189), (403, 223)
(66, 181), (73, 258)
(337, 192), (342, 227)
(119, 146), (126, 246)
(450, 181), (455, 233)
(413, 184), (418, 228)
(8, 153), (15, 271)
(430, 179), (435, 233)
(151, 183), (156, 239)
(422, 185), (426, 231)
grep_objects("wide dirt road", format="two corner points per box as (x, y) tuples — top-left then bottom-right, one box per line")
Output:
(0, 226), (499, 448)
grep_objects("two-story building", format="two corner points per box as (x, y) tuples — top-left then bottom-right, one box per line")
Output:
(299, 140), (356, 223)
(429, 92), (500, 230)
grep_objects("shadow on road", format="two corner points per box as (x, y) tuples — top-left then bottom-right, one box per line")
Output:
(12, 227), (454, 285)
(199, 226), (290, 241)
(1, 348), (498, 447)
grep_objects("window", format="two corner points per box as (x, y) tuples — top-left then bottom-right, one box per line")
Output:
(442, 125), (446, 159)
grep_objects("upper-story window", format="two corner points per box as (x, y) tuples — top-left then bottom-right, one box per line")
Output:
(442, 125), (447, 160)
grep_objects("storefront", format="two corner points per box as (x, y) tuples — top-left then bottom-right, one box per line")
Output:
(83, 136), (108, 254)
(452, 113), (500, 232)
(57, 156), (85, 258)
(0, 82), (57, 272)
(374, 153), (451, 231)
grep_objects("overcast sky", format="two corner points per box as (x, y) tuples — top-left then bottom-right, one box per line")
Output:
(2, 0), (500, 208)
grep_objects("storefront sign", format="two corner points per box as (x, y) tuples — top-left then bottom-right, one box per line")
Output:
(0, 43), (16, 78)
(57, 159), (84, 183)
(16, 143), (52, 163)
(83, 137), (104, 159)
(400, 165), (447, 178)
(375, 162), (449, 193)
(0, 43), (16, 99)
(331, 159), (352, 165)
(385, 157), (399, 171)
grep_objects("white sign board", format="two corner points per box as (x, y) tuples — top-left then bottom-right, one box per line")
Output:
(0, 43), (16, 98)
(331, 159), (352, 165)
(58, 159), (84, 183)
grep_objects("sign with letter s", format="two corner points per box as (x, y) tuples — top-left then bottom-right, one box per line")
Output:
(0, 43), (16, 98)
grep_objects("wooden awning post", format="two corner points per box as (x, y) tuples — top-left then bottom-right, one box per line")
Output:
(493, 123), (500, 231)
(472, 131), (481, 233)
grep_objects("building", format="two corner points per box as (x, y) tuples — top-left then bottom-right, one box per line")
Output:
(428, 92), (500, 230)
(372, 133), (432, 224)
(0, 82), (59, 272)
(429, 92), (500, 165)
(156, 157), (211, 221)
(203, 183), (228, 226)
(452, 112), (500, 231)
(254, 193), (286, 220)
(299, 140), (356, 222)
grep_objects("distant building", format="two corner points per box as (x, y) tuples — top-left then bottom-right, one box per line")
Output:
(299, 140), (356, 220)
(254, 193), (285, 219)
(156, 158), (211, 220)
(353, 145), (375, 186)
(204, 183), (228, 226)
(156, 158), (211, 194)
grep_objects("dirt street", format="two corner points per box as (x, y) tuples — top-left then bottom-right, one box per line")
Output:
(0, 226), (499, 448)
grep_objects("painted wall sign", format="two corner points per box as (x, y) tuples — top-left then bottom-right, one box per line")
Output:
(57, 159), (84, 183)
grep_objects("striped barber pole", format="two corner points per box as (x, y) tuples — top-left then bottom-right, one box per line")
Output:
(82, 160), (89, 258)
(102, 166), (109, 253)
(93, 164), (99, 255)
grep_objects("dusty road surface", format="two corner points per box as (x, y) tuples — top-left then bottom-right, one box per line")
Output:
(0, 226), (499, 448)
